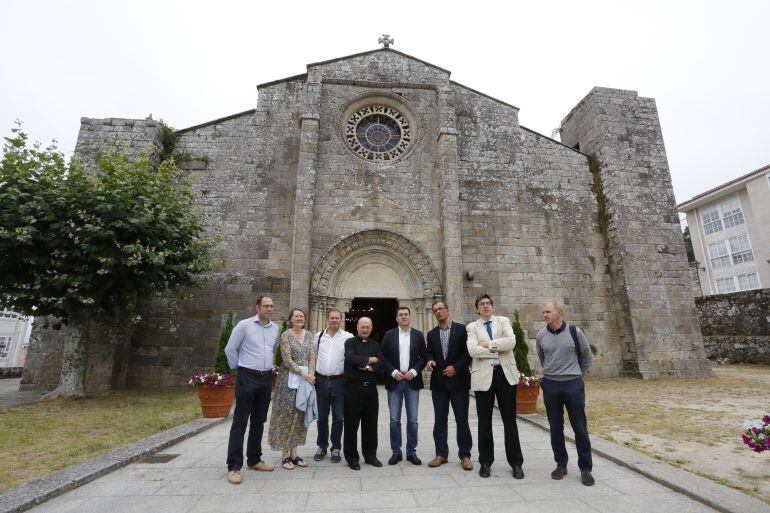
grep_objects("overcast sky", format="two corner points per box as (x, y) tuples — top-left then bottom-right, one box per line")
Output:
(1, 0), (768, 208)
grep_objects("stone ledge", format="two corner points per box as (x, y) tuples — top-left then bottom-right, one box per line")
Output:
(518, 413), (770, 513)
(0, 416), (226, 513)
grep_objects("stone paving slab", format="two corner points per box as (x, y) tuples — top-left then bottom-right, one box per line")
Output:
(0, 417), (226, 513)
(9, 388), (770, 513)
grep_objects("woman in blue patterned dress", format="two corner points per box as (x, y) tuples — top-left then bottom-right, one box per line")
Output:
(268, 308), (316, 469)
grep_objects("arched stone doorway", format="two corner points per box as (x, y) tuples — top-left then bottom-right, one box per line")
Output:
(309, 230), (443, 335)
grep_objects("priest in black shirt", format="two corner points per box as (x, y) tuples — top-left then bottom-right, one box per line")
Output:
(343, 316), (385, 470)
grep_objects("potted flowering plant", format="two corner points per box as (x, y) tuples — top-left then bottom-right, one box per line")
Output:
(513, 310), (540, 414)
(742, 414), (770, 453)
(188, 312), (237, 418)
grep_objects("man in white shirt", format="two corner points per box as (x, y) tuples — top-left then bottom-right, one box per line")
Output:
(381, 306), (428, 465)
(313, 308), (353, 464)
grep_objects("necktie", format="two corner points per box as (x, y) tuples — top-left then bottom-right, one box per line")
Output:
(440, 328), (449, 359)
(484, 320), (493, 340)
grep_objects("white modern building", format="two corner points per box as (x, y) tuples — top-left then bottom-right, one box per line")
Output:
(0, 310), (32, 368)
(678, 164), (770, 295)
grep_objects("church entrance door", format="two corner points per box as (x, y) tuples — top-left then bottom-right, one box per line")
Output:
(344, 297), (398, 342)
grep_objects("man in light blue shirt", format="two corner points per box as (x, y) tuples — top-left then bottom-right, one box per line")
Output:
(225, 295), (280, 485)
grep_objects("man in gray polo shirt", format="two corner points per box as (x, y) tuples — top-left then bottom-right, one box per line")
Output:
(536, 299), (594, 486)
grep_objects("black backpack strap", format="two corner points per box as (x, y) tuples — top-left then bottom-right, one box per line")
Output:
(569, 324), (583, 372)
(317, 330), (324, 349)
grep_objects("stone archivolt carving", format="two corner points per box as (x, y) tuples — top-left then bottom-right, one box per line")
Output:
(311, 229), (442, 302)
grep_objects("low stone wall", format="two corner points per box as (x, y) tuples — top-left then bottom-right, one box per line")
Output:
(694, 289), (770, 364)
(0, 367), (22, 378)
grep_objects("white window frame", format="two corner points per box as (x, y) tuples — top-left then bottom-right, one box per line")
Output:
(715, 272), (761, 294)
(0, 336), (11, 358)
(707, 240), (731, 269)
(721, 197), (745, 229)
(702, 206), (723, 235)
(707, 234), (755, 270)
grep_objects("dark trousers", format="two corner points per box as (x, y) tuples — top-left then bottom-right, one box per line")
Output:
(432, 387), (472, 459)
(226, 371), (272, 471)
(316, 377), (345, 450)
(541, 376), (592, 471)
(343, 382), (379, 464)
(475, 366), (523, 468)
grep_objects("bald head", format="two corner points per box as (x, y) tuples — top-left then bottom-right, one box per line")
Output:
(357, 317), (373, 340)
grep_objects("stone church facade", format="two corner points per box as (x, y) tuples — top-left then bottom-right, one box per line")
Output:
(23, 47), (711, 392)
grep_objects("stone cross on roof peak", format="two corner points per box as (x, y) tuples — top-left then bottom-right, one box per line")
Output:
(378, 34), (394, 48)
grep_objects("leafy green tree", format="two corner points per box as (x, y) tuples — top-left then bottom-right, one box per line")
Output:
(0, 122), (211, 398)
(683, 226), (696, 263)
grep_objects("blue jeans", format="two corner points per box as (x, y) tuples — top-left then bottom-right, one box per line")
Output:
(388, 381), (420, 455)
(541, 377), (592, 471)
(315, 377), (345, 450)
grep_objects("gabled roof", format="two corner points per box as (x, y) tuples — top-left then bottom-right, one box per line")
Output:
(677, 163), (770, 211)
(257, 48), (450, 89)
(306, 47), (451, 75)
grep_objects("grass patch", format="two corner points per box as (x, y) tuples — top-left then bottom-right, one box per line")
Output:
(539, 364), (770, 504)
(0, 388), (200, 492)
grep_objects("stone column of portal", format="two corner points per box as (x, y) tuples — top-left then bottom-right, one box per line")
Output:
(436, 87), (464, 318)
(560, 87), (711, 378)
(288, 82), (321, 312)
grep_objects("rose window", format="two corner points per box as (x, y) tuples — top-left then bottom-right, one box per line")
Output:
(345, 105), (412, 161)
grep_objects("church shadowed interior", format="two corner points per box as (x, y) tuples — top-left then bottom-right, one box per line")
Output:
(345, 297), (398, 342)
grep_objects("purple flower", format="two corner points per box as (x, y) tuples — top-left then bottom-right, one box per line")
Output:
(763, 414), (770, 425)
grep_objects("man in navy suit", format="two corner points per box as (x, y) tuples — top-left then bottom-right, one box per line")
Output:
(425, 300), (473, 470)
(381, 306), (428, 465)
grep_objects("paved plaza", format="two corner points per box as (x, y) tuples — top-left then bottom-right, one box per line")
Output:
(19, 388), (732, 513)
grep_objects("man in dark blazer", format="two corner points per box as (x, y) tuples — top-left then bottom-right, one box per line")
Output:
(425, 300), (473, 470)
(381, 306), (428, 465)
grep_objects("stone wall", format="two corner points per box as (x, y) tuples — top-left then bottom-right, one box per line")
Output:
(453, 83), (621, 377)
(695, 289), (770, 364)
(560, 87), (711, 378)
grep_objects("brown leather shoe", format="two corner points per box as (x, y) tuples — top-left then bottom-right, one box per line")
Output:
(428, 456), (448, 468)
(460, 457), (473, 471)
(551, 466), (568, 480)
(248, 460), (274, 472)
(581, 470), (595, 486)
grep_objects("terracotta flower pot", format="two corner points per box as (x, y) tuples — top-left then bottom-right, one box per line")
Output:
(197, 385), (235, 418)
(515, 383), (540, 414)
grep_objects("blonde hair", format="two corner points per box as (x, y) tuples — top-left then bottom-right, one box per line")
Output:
(288, 307), (307, 327)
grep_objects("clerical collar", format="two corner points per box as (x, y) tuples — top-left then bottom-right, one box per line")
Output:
(547, 322), (566, 335)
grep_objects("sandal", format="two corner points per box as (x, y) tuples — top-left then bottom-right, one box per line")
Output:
(293, 456), (308, 468)
(281, 457), (294, 470)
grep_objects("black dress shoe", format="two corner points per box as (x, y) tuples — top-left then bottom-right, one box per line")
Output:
(479, 464), (491, 478)
(406, 454), (422, 465)
(364, 458), (383, 467)
(388, 453), (403, 465)
(512, 465), (524, 479)
(349, 462), (361, 471)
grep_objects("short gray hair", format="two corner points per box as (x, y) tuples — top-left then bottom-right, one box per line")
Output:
(544, 298), (564, 313)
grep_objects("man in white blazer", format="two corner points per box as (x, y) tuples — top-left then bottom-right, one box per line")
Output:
(466, 293), (524, 479)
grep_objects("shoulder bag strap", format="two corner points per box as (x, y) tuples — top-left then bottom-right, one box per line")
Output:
(569, 324), (583, 372)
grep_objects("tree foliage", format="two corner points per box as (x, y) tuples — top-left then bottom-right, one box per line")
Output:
(512, 309), (532, 376)
(0, 122), (212, 324)
(683, 226), (696, 263)
(214, 312), (234, 375)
